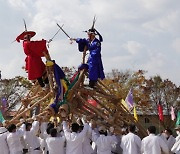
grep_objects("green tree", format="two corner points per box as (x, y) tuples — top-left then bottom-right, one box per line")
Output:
(104, 69), (179, 129)
(0, 76), (32, 113)
(141, 76), (180, 128)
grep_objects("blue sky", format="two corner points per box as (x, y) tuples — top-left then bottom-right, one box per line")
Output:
(0, 0), (180, 86)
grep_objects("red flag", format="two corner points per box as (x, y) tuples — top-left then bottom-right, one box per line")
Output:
(88, 99), (97, 107)
(158, 103), (164, 121)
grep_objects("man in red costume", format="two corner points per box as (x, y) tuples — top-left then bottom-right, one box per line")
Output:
(16, 31), (50, 87)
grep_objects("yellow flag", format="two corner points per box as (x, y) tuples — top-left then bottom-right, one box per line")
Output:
(49, 98), (54, 105)
(121, 99), (128, 109)
(61, 79), (68, 92)
(134, 106), (138, 121)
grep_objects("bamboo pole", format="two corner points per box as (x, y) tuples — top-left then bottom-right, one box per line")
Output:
(8, 92), (53, 124)
(95, 83), (117, 98)
(97, 79), (114, 94)
(46, 66), (54, 93)
(82, 46), (87, 64)
(16, 110), (48, 127)
(91, 95), (114, 115)
(29, 84), (41, 97)
(67, 69), (86, 102)
(76, 94), (110, 122)
(79, 88), (114, 100)
(114, 101), (147, 137)
(13, 94), (41, 119)
(13, 83), (40, 117)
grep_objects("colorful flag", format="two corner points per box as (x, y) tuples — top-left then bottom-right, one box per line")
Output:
(170, 106), (176, 121)
(1, 97), (7, 113)
(176, 111), (180, 126)
(121, 99), (128, 109)
(133, 105), (138, 121)
(125, 88), (134, 110)
(0, 110), (5, 123)
(158, 103), (164, 121)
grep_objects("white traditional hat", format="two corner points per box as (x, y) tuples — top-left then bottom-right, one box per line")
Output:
(0, 127), (8, 134)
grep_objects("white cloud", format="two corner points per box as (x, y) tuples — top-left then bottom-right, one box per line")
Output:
(0, 0), (180, 86)
(143, 52), (165, 70)
(122, 41), (143, 55)
(138, 0), (170, 10)
(7, 0), (27, 9)
(142, 11), (180, 34)
(172, 38), (180, 53)
(0, 54), (26, 79)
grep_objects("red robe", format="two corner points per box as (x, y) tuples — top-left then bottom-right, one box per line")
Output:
(23, 39), (48, 80)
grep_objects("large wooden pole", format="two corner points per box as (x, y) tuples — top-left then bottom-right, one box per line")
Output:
(8, 92), (53, 124)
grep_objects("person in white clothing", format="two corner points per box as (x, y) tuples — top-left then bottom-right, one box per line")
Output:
(46, 128), (65, 154)
(79, 124), (94, 154)
(62, 121), (88, 154)
(0, 126), (9, 154)
(141, 125), (169, 154)
(171, 125), (180, 154)
(23, 121), (41, 154)
(164, 128), (176, 154)
(80, 117), (94, 154)
(92, 125), (117, 154)
(159, 131), (168, 145)
(7, 123), (24, 154)
(40, 122), (54, 154)
(39, 121), (48, 154)
(120, 124), (141, 154)
(109, 127), (123, 154)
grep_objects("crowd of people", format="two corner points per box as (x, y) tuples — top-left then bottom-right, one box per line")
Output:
(0, 116), (180, 154)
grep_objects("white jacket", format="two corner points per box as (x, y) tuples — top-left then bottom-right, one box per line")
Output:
(141, 134), (169, 154)
(0, 129), (9, 154)
(46, 136), (65, 154)
(23, 121), (41, 154)
(167, 135), (176, 154)
(171, 135), (180, 154)
(39, 122), (48, 153)
(92, 131), (117, 154)
(82, 125), (94, 154)
(7, 130), (24, 154)
(63, 121), (88, 154)
(120, 132), (141, 154)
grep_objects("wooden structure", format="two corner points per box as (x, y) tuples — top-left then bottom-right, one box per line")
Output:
(6, 52), (147, 137)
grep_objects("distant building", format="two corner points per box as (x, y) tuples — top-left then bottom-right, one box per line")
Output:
(138, 114), (175, 134)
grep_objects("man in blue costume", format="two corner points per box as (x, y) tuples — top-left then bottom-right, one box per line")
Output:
(71, 28), (105, 88)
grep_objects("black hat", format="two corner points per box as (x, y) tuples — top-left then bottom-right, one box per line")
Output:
(88, 29), (96, 34)
(85, 28), (103, 42)
(85, 29), (96, 35)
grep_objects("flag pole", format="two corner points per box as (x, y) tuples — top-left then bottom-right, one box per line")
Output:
(159, 117), (160, 134)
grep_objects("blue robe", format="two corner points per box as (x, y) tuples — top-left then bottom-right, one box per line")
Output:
(76, 38), (105, 81)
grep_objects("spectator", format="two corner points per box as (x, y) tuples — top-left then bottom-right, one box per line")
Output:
(164, 128), (176, 154)
(120, 124), (141, 154)
(6, 123), (24, 154)
(92, 125), (117, 154)
(171, 125), (180, 154)
(46, 128), (65, 154)
(141, 126), (169, 154)
(62, 121), (88, 154)
(0, 125), (9, 154)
